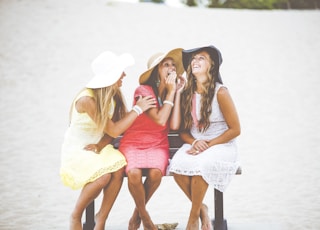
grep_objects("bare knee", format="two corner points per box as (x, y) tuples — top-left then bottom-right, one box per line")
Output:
(173, 173), (184, 182)
(96, 173), (112, 188)
(127, 169), (142, 185)
(147, 168), (162, 183)
(173, 173), (190, 185)
(112, 167), (125, 180)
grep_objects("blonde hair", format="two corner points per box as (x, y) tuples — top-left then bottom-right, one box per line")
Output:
(69, 85), (127, 133)
(93, 85), (127, 133)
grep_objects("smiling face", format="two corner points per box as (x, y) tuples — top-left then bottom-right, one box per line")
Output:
(190, 51), (212, 83)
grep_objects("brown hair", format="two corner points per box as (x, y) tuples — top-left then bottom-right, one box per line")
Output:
(180, 53), (217, 132)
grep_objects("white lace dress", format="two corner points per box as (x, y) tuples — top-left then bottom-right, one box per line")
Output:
(169, 83), (239, 192)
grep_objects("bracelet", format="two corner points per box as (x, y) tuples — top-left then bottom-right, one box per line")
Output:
(132, 105), (142, 116)
(163, 100), (174, 107)
(191, 139), (199, 147)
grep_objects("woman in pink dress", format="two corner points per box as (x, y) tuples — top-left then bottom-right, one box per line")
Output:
(119, 48), (185, 230)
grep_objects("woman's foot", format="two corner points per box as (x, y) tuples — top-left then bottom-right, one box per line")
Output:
(186, 218), (199, 230)
(200, 204), (212, 230)
(141, 212), (157, 230)
(94, 212), (106, 230)
(70, 214), (82, 230)
(128, 208), (141, 230)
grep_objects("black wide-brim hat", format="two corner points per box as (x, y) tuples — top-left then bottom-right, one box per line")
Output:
(182, 45), (223, 83)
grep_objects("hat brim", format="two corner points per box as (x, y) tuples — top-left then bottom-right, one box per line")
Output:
(86, 67), (123, 89)
(139, 48), (184, 84)
(182, 45), (222, 71)
(86, 53), (134, 89)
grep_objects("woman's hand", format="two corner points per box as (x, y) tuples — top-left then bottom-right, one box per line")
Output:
(84, 144), (100, 154)
(176, 75), (186, 94)
(187, 139), (209, 155)
(135, 95), (156, 112)
(165, 71), (177, 93)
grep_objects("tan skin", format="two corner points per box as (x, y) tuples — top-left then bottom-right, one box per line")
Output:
(70, 72), (156, 230)
(173, 51), (240, 230)
(128, 58), (185, 230)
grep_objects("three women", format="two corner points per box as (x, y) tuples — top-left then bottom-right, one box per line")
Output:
(60, 45), (240, 230)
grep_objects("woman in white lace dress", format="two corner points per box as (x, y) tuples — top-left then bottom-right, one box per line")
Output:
(169, 45), (241, 230)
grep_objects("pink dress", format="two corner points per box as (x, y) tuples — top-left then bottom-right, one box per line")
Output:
(119, 85), (169, 175)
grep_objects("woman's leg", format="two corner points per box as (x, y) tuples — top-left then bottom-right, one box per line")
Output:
(94, 168), (125, 230)
(144, 168), (162, 204)
(173, 174), (211, 230)
(127, 168), (148, 230)
(70, 173), (112, 230)
(186, 176), (208, 230)
(127, 168), (160, 230)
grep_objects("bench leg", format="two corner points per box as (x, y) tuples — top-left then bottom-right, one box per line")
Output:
(212, 189), (228, 230)
(83, 201), (95, 230)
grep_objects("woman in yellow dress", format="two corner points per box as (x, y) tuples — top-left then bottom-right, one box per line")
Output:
(60, 51), (156, 230)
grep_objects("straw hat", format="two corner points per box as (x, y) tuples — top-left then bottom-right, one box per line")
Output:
(139, 48), (183, 84)
(86, 51), (134, 89)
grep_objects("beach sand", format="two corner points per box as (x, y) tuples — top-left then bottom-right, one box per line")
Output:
(1, 0), (320, 229)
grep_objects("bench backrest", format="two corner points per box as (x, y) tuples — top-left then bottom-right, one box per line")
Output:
(112, 131), (183, 159)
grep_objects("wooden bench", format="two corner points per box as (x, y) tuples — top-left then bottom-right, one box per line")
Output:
(83, 131), (242, 230)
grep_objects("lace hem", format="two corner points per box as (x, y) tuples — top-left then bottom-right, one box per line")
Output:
(169, 161), (239, 192)
(60, 159), (127, 190)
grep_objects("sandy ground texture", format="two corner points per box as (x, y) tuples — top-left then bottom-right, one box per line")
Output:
(1, 0), (320, 229)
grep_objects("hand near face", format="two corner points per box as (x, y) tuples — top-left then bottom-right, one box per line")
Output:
(176, 75), (186, 94)
(164, 71), (177, 93)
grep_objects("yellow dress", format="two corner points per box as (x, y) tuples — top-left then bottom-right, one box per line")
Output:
(60, 89), (127, 190)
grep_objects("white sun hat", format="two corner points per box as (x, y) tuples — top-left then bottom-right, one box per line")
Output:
(86, 51), (135, 89)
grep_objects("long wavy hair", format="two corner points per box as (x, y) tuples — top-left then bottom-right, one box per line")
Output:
(181, 52), (222, 132)
(70, 85), (127, 133)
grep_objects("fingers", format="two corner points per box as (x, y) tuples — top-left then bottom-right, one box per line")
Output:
(135, 95), (156, 112)
(136, 95), (156, 104)
(142, 95), (157, 106)
(166, 72), (177, 83)
(187, 140), (209, 155)
(177, 75), (186, 86)
(84, 144), (99, 153)
(176, 75), (186, 92)
(168, 73), (178, 86)
(187, 148), (200, 155)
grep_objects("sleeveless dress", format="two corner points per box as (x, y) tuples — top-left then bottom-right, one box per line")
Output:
(119, 85), (170, 176)
(60, 89), (127, 190)
(169, 83), (239, 192)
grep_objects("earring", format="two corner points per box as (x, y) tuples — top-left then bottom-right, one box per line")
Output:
(156, 79), (160, 87)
